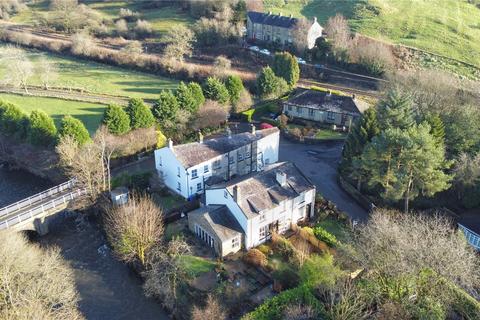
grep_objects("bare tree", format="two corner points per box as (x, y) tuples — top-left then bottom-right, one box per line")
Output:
(324, 14), (350, 52)
(291, 17), (310, 54)
(191, 295), (227, 320)
(143, 237), (191, 311)
(71, 31), (95, 56)
(356, 209), (480, 299)
(115, 18), (128, 36)
(104, 193), (164, 266)
(246, 0), (263, 12)
(0, 46), (33, 93)
(163, 25), (196, 63)
(0, 231), (82, 319)
(453, 152), (480, 198)
(37, 57), (58, 90)
(212, 55), (231, 78)
(193, 100), (227, 130)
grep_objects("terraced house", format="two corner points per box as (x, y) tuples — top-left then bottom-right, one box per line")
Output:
(154, 127), (280, 199)
(246, 11), (323, 49)
(188, 162), (316, 257)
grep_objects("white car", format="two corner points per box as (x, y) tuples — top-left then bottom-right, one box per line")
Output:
(296, 57), (307, 65)
(259, 48), (271, 56)
(249, 46), (260, 52)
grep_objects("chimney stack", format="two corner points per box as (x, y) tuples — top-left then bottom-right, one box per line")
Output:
(226, 127), (232, 138)
(198, 131), (204, 143)
(352, 94), (356, 101)
(276, 171), (287, 187)
(289, 14), (293, 18)
(268, 11), (272, 15)
(251, 124), (256, 135)
(279, 12), (282, 16)
(168, 139), (173, 149)
(313, 17), (317, 23)
(233, 185), (241, 203)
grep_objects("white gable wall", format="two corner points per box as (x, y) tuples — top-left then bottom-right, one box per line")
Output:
(307, 20), (323, 49)
(256, 130), (280, 168)
(154, 147), (188, 198)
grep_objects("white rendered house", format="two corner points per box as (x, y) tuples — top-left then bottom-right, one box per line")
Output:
(154, 127), (280, 199)
(188, 162), (316, 256)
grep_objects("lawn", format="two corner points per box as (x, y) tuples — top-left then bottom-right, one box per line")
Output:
(179, 255), (216, 277)
(0, 46), (178, 100)
(287, 124), (346, 140)
(265, 0), (480, 68)
(315, 216), (352, 243)
(0, 93), (105, 134)
(12, 0), (194, 36)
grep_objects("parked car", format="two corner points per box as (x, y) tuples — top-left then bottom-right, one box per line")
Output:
(296, 57), (307, 65)
(259, 48), (271, 56)
(314, 64), (324, 69)
(249, 46), (260, 52)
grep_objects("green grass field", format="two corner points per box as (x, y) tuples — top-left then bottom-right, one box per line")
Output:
(265, 0), (480, 68)
(0, 93), (105, 134)
(12, 0), (194, 36)
(0, 47), (178, 99)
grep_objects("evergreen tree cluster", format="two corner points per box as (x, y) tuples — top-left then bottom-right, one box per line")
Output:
(0, 99), (90, 147)
(341, 90), (451, 212)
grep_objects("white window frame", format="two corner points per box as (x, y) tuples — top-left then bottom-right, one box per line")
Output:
(192, 169), (198, 179)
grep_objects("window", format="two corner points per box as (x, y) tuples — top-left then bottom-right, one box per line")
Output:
(309, 109), (314, 117)
(204, 165), (209, 173)
(158, 156), (162, 166)
(196, 183), (202, 192)
(246, 150), (251, 158)
(224, 190), (228, 199)
(259, 214), (266, 222)
(296, 106), (301, 113)
(288, 105), (292, 111)
(238, 153), (243, 161)
(232, 237), (240, 248)
(259, 225), (268, 240)
(177, 182), (181, 191)
(327, 111), (335, 121)
(213, 160), (221, 169)
(229, 156), (234, 164)
(192, 169), (198, 179)
(177, 167), (181, 177)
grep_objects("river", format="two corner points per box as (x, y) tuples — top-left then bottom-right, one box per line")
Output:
(0, 166), (169, 320)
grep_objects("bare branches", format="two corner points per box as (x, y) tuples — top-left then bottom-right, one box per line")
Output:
(0, 231), (82, 319)
(191, 295), (226, 320)
(104, 193), (164, 266)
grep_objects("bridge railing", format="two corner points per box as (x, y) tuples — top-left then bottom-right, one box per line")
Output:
(0, 188), (87, 231)
(0, 179), (77, 218)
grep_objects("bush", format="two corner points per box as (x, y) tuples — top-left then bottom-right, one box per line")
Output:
(273, 236), (298, 263)
(257, 66), (289, 98)
(176, 81), (200, 114)
(156, 129), (167, 148)
(134, 19), (152, 37)
(225, 75), (244, 105)
(193, 100), (227, 130)
(126, 98), (155, 129)
(299, 254), (342, 288)
(0, 100), (28, 139)
(272, 267), (300, 290)
(58, 115), (90, 145)
(241, 108), (255, 122)
(203, 77), (230, 104)
(244, 249), (268, 268)
(272, 52), (300, 87)
(188, 82), (205, 107)
(313, 226), (338, 247)
(27, 110), (57, 146)
(103, 104), (131, 135)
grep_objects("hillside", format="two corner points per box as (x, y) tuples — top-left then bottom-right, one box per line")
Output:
(265, 0), (480, 68)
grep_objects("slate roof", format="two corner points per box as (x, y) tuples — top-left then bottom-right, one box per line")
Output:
(285, 88), (363, 116)
(188, 205), (243, 242)
(247, 11), (297, 28)
(224, 162), (315, 219)
(172, 127), (279, 168)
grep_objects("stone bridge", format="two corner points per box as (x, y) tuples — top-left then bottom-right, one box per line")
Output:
(0, 179), (87, 235)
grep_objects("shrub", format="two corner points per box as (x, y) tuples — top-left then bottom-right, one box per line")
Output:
(176, 81), (199, 114)
(134, 19), (153, 37)
(71, 31), (94, 56)
(58, 115), (90, 145)
(0, 100), (28, 139)
(156, 129), (167, 148)
(27, 110), (57, 146)
(225, 75), (244, 106)
(257, 244), (271, 256)
(272, 267), (301, 290)
(299, 254), (343, 288)
(126, 98), (155, 129)
(256, 66), (289, 98)
(244, 249), (268, 268)
(193, 100), (228, 130)
(272, 52), (300, 87)
(153, 90), (179, 123)
(203, 77), (230, 104)
(235, 89), (253, 113)
(241, 108), (255, 122)
(313, 226), (338, 247)
(188, 82), (205, 107)
(103, 104), (131, 135)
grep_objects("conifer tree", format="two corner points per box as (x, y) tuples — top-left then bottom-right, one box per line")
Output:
(58, 115), (90, 145)
(28, 110), (57, 146)
(153, 91), (179, 123)
(126, 98), (155, 129)
(377, 90), (415, 130)
(103, 104), (131, 135)
(272, 52), (300, 87)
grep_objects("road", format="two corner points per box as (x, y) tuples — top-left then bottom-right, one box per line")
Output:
(279, 138), (369, 222)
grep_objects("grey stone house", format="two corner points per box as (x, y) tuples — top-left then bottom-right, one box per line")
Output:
(283, 89), (363, 127)
(246, 11), (323, 49)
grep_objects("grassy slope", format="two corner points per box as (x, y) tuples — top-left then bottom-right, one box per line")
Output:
(265, 0), (480, 67)
(12, 0), (194, 36)
(0, 93), (105, 133)
(0, 47), (178, 99)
